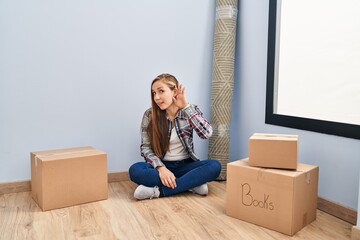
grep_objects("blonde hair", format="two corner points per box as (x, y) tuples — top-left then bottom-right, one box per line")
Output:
(148, 73), (178, 158)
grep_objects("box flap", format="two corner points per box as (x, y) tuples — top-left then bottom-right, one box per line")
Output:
(229, 159), (314, 177)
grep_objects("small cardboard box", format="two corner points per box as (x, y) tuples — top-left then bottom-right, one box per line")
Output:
(31, 146), (108, 211)
(249, 133), (298, 169)
(226, 159), (318, 236)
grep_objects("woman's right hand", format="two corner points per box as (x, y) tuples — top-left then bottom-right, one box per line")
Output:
(156, 166), (177, 189)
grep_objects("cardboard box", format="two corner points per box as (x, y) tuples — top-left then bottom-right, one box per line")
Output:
(249, 133), (298, 169)
(226, 159), (318, 236)
(31, 146), (108, 211)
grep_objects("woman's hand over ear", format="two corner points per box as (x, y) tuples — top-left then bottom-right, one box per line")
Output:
(173, 84), (189, 109)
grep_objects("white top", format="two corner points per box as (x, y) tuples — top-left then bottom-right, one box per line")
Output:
(163, 127), (189, 161)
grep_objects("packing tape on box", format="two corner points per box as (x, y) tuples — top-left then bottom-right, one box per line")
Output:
(34, 156), (38, 174)
(256, 168), (267, 181)
(294, 169), (312, 184)
(253, 133), (298, 139)
(34, 149), (101, 164)
(34, 149), (102, 174)
(305, 172), (311, 184)
(255, 168), (312, 184)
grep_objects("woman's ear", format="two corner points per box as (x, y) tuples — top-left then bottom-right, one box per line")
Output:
(173, 87), (178, 96)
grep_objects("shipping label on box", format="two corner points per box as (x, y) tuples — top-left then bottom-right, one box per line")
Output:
(31, 146), (108, 211)
(249, 133), (298, 169)
(226, 159), (318, 236)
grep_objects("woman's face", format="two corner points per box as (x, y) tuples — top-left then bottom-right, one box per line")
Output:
(152, 79), (176, 110)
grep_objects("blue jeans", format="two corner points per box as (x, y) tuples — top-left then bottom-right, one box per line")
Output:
(129, 158), (221, 197)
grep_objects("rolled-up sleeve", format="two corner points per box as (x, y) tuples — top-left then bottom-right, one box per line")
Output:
(181, 104), (213, 139)
(140, 109), (165, 168)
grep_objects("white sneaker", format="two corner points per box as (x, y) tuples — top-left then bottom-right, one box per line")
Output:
(190, 183), (208, 196)
(134, 185), (160, 200)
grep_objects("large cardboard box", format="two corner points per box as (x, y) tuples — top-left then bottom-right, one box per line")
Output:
(249, 133), (298, 169)
(31, 146), (108, 211)
(226, 159), (318, 236)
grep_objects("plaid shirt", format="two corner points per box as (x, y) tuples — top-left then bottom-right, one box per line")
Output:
(140, 104), (213, 168)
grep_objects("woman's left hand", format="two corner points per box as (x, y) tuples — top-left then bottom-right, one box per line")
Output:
(157, 166), (177, 189)
(173, 84), (189, 109)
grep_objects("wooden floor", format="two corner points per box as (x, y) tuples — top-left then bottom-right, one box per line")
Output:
(0, 181), (352, 240)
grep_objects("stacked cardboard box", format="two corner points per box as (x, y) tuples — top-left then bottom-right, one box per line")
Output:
(31, 146), (108, 211)
(248, 133), (298, 169)
(226, 133), (319, 236)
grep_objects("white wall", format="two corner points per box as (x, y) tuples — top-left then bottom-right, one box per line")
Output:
(230, 0), (360, 210)
(0, 0), (215, 182)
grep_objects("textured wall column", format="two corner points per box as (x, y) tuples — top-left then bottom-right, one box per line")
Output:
(208, 0), (238, 180)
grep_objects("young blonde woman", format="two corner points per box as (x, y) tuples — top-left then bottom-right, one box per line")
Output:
(129, 73), (221, 200)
